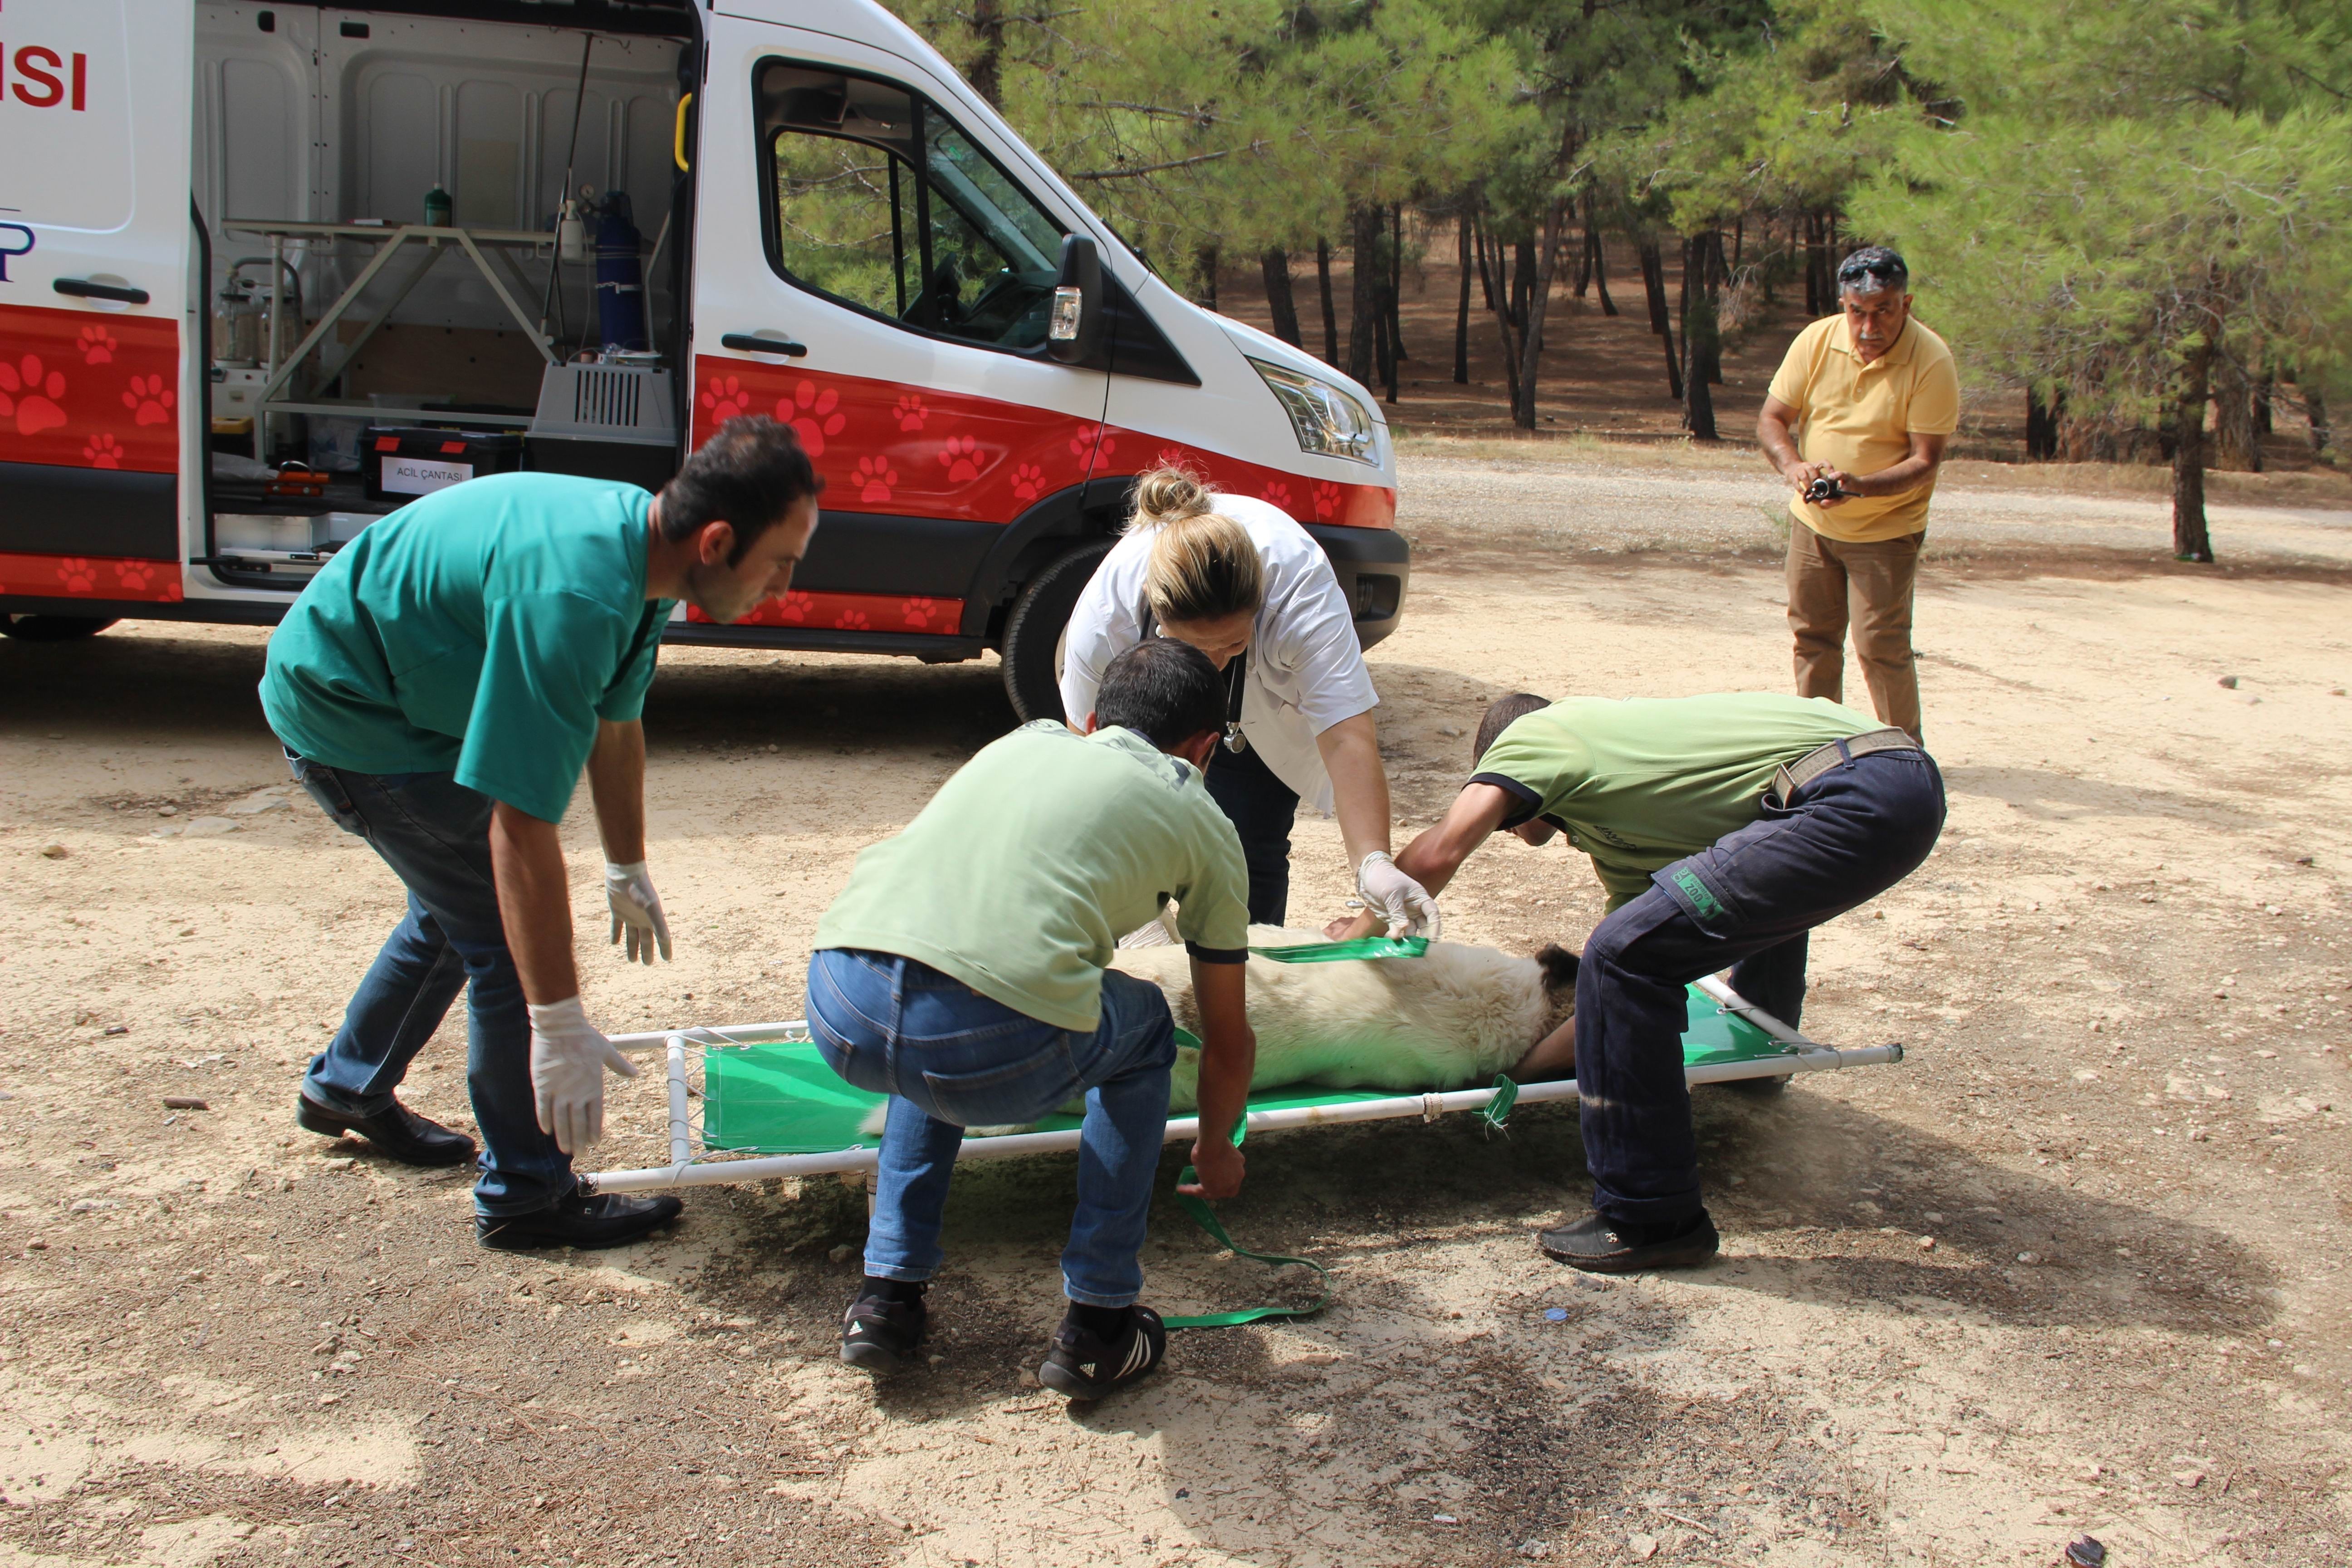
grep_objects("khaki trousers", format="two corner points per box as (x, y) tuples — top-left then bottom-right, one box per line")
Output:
(1786, 521), (1924, 741)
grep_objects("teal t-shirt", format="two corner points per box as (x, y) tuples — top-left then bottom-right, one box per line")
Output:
(259, 474), (672, 823)
(1473, 693), (1877, 907)
(813, 722), (1253, 1032)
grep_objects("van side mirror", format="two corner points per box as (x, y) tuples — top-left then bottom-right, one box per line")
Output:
(1046, 234), (1102, 364)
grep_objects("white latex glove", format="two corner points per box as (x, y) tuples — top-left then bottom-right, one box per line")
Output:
(528, 995), (639, 1155)
(1356, 850), (1442, 940)
(606, 860), (672, 964)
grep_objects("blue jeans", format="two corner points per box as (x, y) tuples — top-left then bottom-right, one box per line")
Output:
(1205, 738), (1298, 925)
(283, 748), (573, 1216)
(1575, 749), (1946, 1226)
(806, 948), (1178, 1307)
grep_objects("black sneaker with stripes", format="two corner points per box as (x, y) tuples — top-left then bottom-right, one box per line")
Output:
(839, 1279), (927, 1373)
(1039, 1303), (1166, 1398)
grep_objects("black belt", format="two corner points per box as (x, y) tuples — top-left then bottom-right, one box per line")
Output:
(1769, 727), (1918, 805)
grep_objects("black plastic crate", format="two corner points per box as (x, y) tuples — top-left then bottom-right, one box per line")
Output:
(363, 426), (524, 502)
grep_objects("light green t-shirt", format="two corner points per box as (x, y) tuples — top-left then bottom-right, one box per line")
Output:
(259, 474), (671, 824)
(813, 722), (1252, 1032)
(1472, 693), (1878, 907)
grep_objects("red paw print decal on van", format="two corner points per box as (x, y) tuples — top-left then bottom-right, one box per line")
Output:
(1010, 463), (1045, 502)
(938, 434), (984, 484)
(834, 607), (872, 631)
(0, 355), (68, 435)
(1260, 480), (1294, 513)
(78, 326), (118, 364)
(900, 597), (942, 631)
(855, 456), (897, 504)
(1312, 481), (1343, 520)
(113, 560), (158, 592)
(1068, 422), (1116, 462)
(780, 381), (846, 457)
(777, 590), (813, 624)
(892, 394), (928, 431)
(83, 433), (124, 469)
(55, 558), (98, 593)
(700, 375), (750, 424)
(123, 374), (175, 426)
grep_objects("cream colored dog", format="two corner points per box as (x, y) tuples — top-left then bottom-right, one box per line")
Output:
(1111, 926), (1578, 1112)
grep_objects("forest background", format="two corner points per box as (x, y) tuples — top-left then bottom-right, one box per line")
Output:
(880, 0), (2352, 560)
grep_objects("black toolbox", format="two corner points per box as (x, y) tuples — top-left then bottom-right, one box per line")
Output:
(363, 426), (524, 502)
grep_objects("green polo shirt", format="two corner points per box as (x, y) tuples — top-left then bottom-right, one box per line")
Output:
(814, 721), (1252, 1032)
(1473, 693), (1878, 907)
(259, 474), (671, 824)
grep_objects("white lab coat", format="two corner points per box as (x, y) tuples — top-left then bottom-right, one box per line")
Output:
(1059, 493), (1379, 816)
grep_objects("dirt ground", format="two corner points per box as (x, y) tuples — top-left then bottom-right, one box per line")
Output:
(5, 444), (2351, 1568)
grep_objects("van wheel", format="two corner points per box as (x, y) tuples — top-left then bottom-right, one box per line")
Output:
(1000, 540), (1112, 723)
(0, 615), (119, 642)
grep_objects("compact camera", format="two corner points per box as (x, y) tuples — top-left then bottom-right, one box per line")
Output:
(1803, 475), (1847, 504)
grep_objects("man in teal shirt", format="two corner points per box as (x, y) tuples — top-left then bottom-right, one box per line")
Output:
(808, 638), (1256, 1398)
(261, 417), (821, 1250)
(1338, 691), (1944, 1273)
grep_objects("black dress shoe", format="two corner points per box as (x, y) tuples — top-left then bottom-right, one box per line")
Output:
(1538, 1209), (1719, 1273)
(475, 1189), (683, 1252)
(297, 1093), (477, 1167)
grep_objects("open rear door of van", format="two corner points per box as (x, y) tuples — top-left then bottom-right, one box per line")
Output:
(0, 0), (193, 617)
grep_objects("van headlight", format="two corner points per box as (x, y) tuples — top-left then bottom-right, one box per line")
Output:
(1250, 358), (1379, 465)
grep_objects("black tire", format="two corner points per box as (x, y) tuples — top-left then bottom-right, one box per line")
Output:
(0, 614), (118, 642)
(1000, 539), (1112, 723)
(1723, 1072), (1792, 1098)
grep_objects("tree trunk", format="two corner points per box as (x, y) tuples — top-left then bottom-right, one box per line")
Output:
(2308, 387), (2331, 454)
(1573, 224), (1594, 297)
(2212, 352), (2261, 472)
(1804, 211), (1830, 317)
(2172, 333), (2215, 562)
(1510, 200), (1568, 429)
(1315, 238), (1338, 365)
(1261, 250), (1302, 348)
(1346, 205), (1382, 386)
(967, 0), (1005, 110)
(1680, 235), (1718, 441)
(1588, 201), (1617, 317)
(1195, 245), (1219, 313)
(1474, 220), (1496, 309)
(1638, 241), (1680, 401)
(2025, 385), (2062, 460)
(1454, 217), (1471, 384)
(2253, 373), (2273, 436)
(1474, 219), (1521, 416)
(1510, 237), (1534, 337)
(1388, 204), (1407, 363)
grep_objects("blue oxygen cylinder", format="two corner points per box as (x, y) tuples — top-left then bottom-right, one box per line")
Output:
(592, 191), (649, 353)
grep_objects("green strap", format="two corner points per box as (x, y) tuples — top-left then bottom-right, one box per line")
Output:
(1161, 1170), (1333, 1329)
(1248, 936), (1430, 964)
(1478, 1073), (1518, 1130)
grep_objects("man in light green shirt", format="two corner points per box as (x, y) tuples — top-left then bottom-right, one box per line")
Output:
(1340, 691), (1944, 1274)
(808, 638), (1256, 1399)
(261, 417), (821, 1252)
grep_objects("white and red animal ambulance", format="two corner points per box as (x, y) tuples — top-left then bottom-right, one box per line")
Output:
(0, 0), (1406, 716)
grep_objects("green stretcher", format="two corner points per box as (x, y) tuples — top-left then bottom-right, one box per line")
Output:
(586, 973), (1903, 1194)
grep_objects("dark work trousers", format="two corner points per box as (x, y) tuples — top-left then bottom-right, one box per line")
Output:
(1204, 738), (1300, 926)
(1575, 748), (1946, 1227)
(282, 749), (574, 1217)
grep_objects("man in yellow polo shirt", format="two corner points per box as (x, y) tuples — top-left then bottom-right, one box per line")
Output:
(1758, 246), (1960, 742)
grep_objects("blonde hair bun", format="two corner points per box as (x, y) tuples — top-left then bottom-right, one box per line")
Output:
(1123, 466), (1264, 627)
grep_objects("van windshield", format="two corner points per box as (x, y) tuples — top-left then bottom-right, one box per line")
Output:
(759, 64), (1068, 351)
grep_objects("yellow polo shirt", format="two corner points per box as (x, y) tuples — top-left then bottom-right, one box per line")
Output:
(1769, 314), (1960, 544)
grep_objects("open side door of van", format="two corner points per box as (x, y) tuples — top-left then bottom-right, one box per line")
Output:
(0, 0), (194, 624)
(686, 8), (1112, 653)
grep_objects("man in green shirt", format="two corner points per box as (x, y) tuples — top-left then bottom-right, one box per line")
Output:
(1340, 691), (1944, 1272)
(808, 637), (1255, 1398)
(261, 417), (821, 1250)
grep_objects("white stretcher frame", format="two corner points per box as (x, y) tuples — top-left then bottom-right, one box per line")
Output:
(581, 977), (1904, 1195)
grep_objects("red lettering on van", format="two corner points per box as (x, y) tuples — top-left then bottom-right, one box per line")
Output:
(71, 49), (85, 111)
(13, 46), (63, 108)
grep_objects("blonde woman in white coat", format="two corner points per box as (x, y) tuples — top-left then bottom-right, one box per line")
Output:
(1059, 468), (1438, 937)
